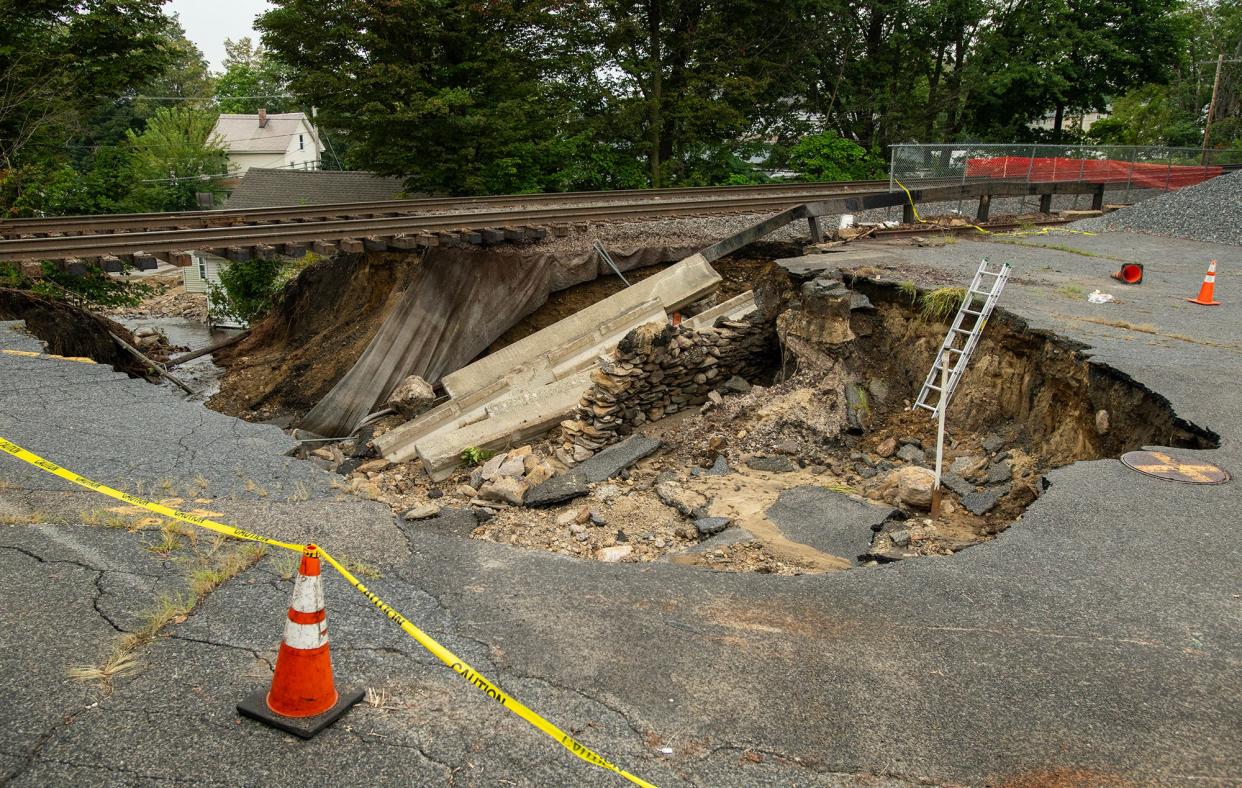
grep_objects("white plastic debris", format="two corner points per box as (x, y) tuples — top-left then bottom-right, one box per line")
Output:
(838, 214), (855, 230)
(1087, 290), (1115, 304)
(659, 747), (673, 755)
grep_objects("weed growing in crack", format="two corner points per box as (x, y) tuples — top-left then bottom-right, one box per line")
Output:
(1057, 284), (1085, 299)
(68, 650), (142, 691)
(158, 478), (177, 496)
(290, 481), (311, 502)
(243, 478), (269, 497)
(117, 594), (194, 653)
(81, 508), (139, 529)
(344, 559), (383, 580)
(189, 543), (268, 597)
(271, 551), (299, 581)
(191, 474), (209, 495)
(145, 523), (183, 556)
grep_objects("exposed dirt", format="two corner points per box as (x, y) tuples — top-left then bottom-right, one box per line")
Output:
(210, 252), (421, 422)
(0, 288), (145, 376)
(210, 245), (793, 424)
(333, 272), (1213, 575)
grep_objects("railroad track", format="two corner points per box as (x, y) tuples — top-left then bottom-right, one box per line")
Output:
(0, 178), (973, 238)
(0, 179), (1110, 268)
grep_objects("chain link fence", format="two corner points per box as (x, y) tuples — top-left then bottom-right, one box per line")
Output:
(889, 143), (1242, 203)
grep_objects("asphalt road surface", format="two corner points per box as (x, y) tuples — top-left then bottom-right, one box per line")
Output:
(0, 230), (1238, 786)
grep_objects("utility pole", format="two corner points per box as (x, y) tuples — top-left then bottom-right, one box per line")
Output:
(1201, 55), (1242, 164)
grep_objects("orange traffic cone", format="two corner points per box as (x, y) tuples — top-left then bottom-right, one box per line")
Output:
(237, 546), (362, 738)
(1187, 260), (1221, 306)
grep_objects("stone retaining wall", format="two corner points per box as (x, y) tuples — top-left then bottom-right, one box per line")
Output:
(557, 315), (773, 462)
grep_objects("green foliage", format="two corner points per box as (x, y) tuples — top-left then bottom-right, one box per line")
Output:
(1090, 84), (1202, 146)
(0, 261), (154, 310)
(919, 288), (967, 321)
(460, 447), (495, 466)
(214, 38), (295, 114)
(787, 133), (887, 182)
(207, 257), (288, 324)
(123, 107), (229, 212)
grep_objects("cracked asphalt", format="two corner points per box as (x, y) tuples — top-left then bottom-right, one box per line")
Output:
(1, 229), (1239, 786)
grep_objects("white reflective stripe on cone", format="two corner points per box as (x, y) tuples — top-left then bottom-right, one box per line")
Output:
(289, 573), (325, 614)
(283, 619), (328, 650)
(1206, 275), (1216, 282)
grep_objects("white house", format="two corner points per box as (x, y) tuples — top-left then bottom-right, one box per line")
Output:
(211, 110), (324, 175)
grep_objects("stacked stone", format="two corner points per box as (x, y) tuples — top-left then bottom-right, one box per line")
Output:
(558, 315), (772, 463)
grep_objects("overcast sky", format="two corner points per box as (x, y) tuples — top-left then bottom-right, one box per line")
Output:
(166, 0), (274, 72)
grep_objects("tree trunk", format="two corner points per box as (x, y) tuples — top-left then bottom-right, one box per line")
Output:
(647, 0), (663, 188)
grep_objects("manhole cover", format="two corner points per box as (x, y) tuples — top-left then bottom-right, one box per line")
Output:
(1120, 450), (1230, 484)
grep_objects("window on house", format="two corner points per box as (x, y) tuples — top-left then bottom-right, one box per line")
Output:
(298, 134), (304, 151)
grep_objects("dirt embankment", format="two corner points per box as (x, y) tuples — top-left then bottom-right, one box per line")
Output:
(0, 288), (145, 376)
(209, 253), (420, 421)
(210, 245), (790, 424)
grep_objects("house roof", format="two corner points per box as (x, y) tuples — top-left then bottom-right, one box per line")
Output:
(224, 168), (409, 209)
(211, 112), (321, 154)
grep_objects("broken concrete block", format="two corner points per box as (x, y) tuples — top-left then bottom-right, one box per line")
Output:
(356, 458), (392, 474)
(963, 486), (1008, 515)
(896, 444), (926, 465)
(497, 454), (528, 478)
(478, 476), (528, 506)
(386, 374), (435, 418)
(524, 461), (555, 487)
(403, 503), (440, 521)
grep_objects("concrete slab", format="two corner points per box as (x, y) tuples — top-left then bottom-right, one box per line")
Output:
(441, 254), (720, 399)
(682, 291), (756, 330)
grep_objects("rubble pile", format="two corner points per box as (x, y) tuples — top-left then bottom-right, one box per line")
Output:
(558, 313), (772, 464)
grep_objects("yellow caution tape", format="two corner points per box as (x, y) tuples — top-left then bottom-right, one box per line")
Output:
(2, 349), (96, 364)
(317, 548), (657, 787)
(0, 438), (305, 551)
(0, 435), (656, 788)
(892, 177), (1096, 238)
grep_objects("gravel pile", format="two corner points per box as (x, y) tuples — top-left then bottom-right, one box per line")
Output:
(1073, 170), (1242, 245)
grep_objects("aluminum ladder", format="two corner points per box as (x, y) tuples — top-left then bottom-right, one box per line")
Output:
(913, 258), (1011, 415)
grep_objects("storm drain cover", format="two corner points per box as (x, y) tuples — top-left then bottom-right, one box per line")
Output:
(1120, 450), (1230, 485)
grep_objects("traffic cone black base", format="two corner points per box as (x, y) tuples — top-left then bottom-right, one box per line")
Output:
(237, 686), (364, 739)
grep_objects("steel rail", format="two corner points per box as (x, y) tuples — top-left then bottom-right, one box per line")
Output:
(0, 178), (976, 236)
(0, 180), (1104, 262)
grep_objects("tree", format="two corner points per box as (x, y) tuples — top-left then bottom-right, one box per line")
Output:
(258, 1), (585, 194)
(787, 132), (887, 181)
(123, 106), (229, 211)
(1088, 84), (1202, 145)
(214, 37), (295, 114)
(962, 0), (1187, 140)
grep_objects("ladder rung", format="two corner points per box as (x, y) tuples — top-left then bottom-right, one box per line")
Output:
(945, 347), (965, 353)
(962, 308), (983, 315)
(952, 327), (971, 333)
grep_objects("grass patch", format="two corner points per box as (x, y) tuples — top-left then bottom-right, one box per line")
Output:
(1056, 284), (1085, 299)
(290, 481), (311, 502)
(919, 287), (967, 321)
(897, 280), (918, 305)
(271, 551), (300, 581)
(189, 543), (268, 597)
(0, 510), (47, 525)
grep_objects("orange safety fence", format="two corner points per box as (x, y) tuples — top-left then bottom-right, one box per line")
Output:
(965, 157), (1222, 190)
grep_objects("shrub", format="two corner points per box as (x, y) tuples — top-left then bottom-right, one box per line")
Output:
(787, 132), (887, 182)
